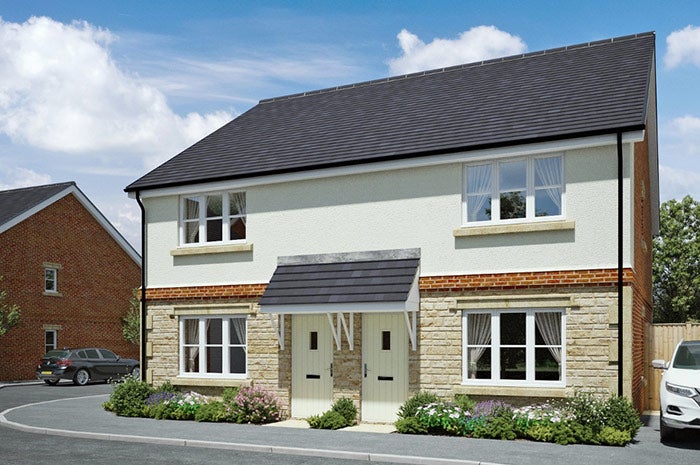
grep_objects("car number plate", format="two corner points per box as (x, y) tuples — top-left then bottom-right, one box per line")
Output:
(41, 371), (52, 375)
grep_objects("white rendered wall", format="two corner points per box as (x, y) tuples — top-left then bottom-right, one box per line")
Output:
(144, 144), (632, 288)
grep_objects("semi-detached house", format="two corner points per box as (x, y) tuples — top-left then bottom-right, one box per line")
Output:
(126, 32), (659, 421)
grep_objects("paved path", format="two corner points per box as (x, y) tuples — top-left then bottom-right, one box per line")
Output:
(1, 383), (699, 465)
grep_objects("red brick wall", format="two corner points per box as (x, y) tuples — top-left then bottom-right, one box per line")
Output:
(0, 193), (141, 381)
(632, 131), (655, 411)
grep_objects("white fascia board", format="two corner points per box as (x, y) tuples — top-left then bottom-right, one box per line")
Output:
(137, 131), (645, 199)
(260, 300), (419, 314)
(1, 185), (141, 266)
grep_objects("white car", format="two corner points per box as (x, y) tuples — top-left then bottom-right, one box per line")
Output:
(652, 339), (700, 442)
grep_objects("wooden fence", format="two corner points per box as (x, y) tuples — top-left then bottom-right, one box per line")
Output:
(647, 322), (700, 411)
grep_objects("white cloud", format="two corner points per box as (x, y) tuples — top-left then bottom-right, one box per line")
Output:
(658, 115), (700, 201)
(388, 25), (527, 75)
(665, 25), (700, 68)
(659, 165), (700, 201)
(0, 166), (52, 190)
(0, 16), (232, 170)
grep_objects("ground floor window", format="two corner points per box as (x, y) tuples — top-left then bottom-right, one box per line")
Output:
(462, 309), (565, 386)
(44, 330), (57, 352)
(179, 316), (247, 378)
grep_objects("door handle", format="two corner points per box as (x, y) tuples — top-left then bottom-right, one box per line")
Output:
(364, 363), (368, 378)
(330, 363), (333, 377)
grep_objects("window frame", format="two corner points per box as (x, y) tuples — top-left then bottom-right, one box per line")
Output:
(178, 315), (248, 379)
(178, 191), (246, 247)
(461, 308), (566, 388)
(44, 268), (58, 293)
(44, 330), (57, 352)
(462, 154), (565, 226)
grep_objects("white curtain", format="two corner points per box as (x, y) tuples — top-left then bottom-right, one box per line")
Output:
(535, 312), (561, 363)
(185, 197), (200, 243)
(467, 313), (491, 378)
(467, 164), (492, 222)
(230, 317), (247, 352)
(185, 319), (199, 372)
(229, 192), (246, 225)
(534, 157), (562, 209)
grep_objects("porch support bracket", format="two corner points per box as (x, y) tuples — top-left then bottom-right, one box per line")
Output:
(269, 313), (285, 350)
(404, 309), (417, 351)
(326, 312), (354, 351)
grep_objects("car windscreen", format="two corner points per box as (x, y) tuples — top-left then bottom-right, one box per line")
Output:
(673, 344), (700, 369)
(43, 350), (70, 359)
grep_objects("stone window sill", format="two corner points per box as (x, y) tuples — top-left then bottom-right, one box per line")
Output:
(453, 220), (575, 237)
(171, 242), (253, 256)
(43, 291), (63, 297)
(454, 385), (567, 398)
(172, 377), (251, 388)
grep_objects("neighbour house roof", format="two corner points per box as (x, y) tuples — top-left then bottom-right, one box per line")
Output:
(125, 32), (656, 193)
(0, 182), (141, 265)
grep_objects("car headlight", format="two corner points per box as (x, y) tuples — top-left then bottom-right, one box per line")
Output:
(666, 382), (697, 397)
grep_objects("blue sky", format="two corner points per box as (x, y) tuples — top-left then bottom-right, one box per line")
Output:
(1, 1), (699, 249)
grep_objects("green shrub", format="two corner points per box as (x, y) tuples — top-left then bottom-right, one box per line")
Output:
(471, 413), (517, 440)
(395, 416), (428, 434)
(106, 376), (155, 417)
(310, 410), (348, 430)
(195, 400), (228, 422)
(524, 424), (554, 442)
(452, 394), (476, 412)
(155, 380), (178, 394)
(415, 402), (471, 436)
(602, 396), (641, 438)
(226, 385), (283, 424)
(331, 398), (358, 426)
(564, 392), (605, 433)
(222, 386), (241, 403)
(597, 426), (631, 446)
(397, 391), (439, 419)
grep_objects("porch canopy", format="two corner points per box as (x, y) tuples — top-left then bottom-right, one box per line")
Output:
(259, 249), (420, 350)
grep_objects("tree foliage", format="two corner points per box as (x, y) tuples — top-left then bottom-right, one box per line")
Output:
(653, 195), (700, 322)
(122, 289), (141, 345)
(0, 276), (21, 337)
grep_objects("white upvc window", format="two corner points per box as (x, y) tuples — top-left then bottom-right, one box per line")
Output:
(179, 192), (246, 245)
(462, 309), (565, 387)
(464, 154), (564, 224)
(179, 316), (247, 378)
(45, 330), (57, 352)
(44, 268), (58, 292)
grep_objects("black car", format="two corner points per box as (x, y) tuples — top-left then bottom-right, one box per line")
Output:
(36, 348), (140, 386)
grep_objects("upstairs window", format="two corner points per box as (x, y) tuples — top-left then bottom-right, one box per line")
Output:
(180, 192), (246, 245)
(465, 155), (563, 224)
(44, 268), (58, 292)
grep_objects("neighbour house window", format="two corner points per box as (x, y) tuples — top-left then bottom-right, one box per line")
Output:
(44, 268), (58, 292)
(464, 155), (563, 224)
(45, 330), (57, 352)
(180, 316), (247, 378)
(180, 192), (246, 245)
(462, 309), (565, 386)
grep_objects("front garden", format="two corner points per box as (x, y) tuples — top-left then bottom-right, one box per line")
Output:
(103, 378), (641, 446)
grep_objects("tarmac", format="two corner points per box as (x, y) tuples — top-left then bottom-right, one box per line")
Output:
(0, 381), (692, 465)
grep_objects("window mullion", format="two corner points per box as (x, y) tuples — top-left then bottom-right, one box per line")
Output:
(492, 312), (500, 381)
(526, 310), (535, 382)
(197, 196), (206, 243)
(199, 318), (206, 374)
(223, 193), (230, 242)
(222, 318), (230, 375)
(526, 158), (534, 218)
(179, 318), (185, 373)
(492, 161), (500, 222)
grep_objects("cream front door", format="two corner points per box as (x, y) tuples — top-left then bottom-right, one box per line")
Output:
(291, 314), (333, 418)
(362, 313), (408, 423)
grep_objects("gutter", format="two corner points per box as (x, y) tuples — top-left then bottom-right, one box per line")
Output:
(135, 191), (147, 382)
(617, 132), (623, 397)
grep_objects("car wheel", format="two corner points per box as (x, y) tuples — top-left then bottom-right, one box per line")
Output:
(131, 366), (140, 379)
(44, 379), (59, 386)
(660, 411), (675, 443)
(73, 368), (90, 386)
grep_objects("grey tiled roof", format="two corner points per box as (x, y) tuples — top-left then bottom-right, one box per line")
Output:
(126, 32), (655, 192)
(259, 258), (420, 305)
(0, 182), (75, 227)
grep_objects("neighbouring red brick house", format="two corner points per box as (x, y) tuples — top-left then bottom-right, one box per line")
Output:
(0, 182), (141, 381)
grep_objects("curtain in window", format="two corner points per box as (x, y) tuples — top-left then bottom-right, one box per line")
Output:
(535, 312), (561, 363)
(467, 164), (492, 222)
(229, 192), (246, 225)
(230, 317), (247, 351)
(534, 158), (562, 209)
(185, 319), (199, 371)
(185, 197), (200, 242)
(467, 313), (491, 377)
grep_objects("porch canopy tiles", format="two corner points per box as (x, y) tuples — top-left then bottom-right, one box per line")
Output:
(259, 249), (420, 350)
